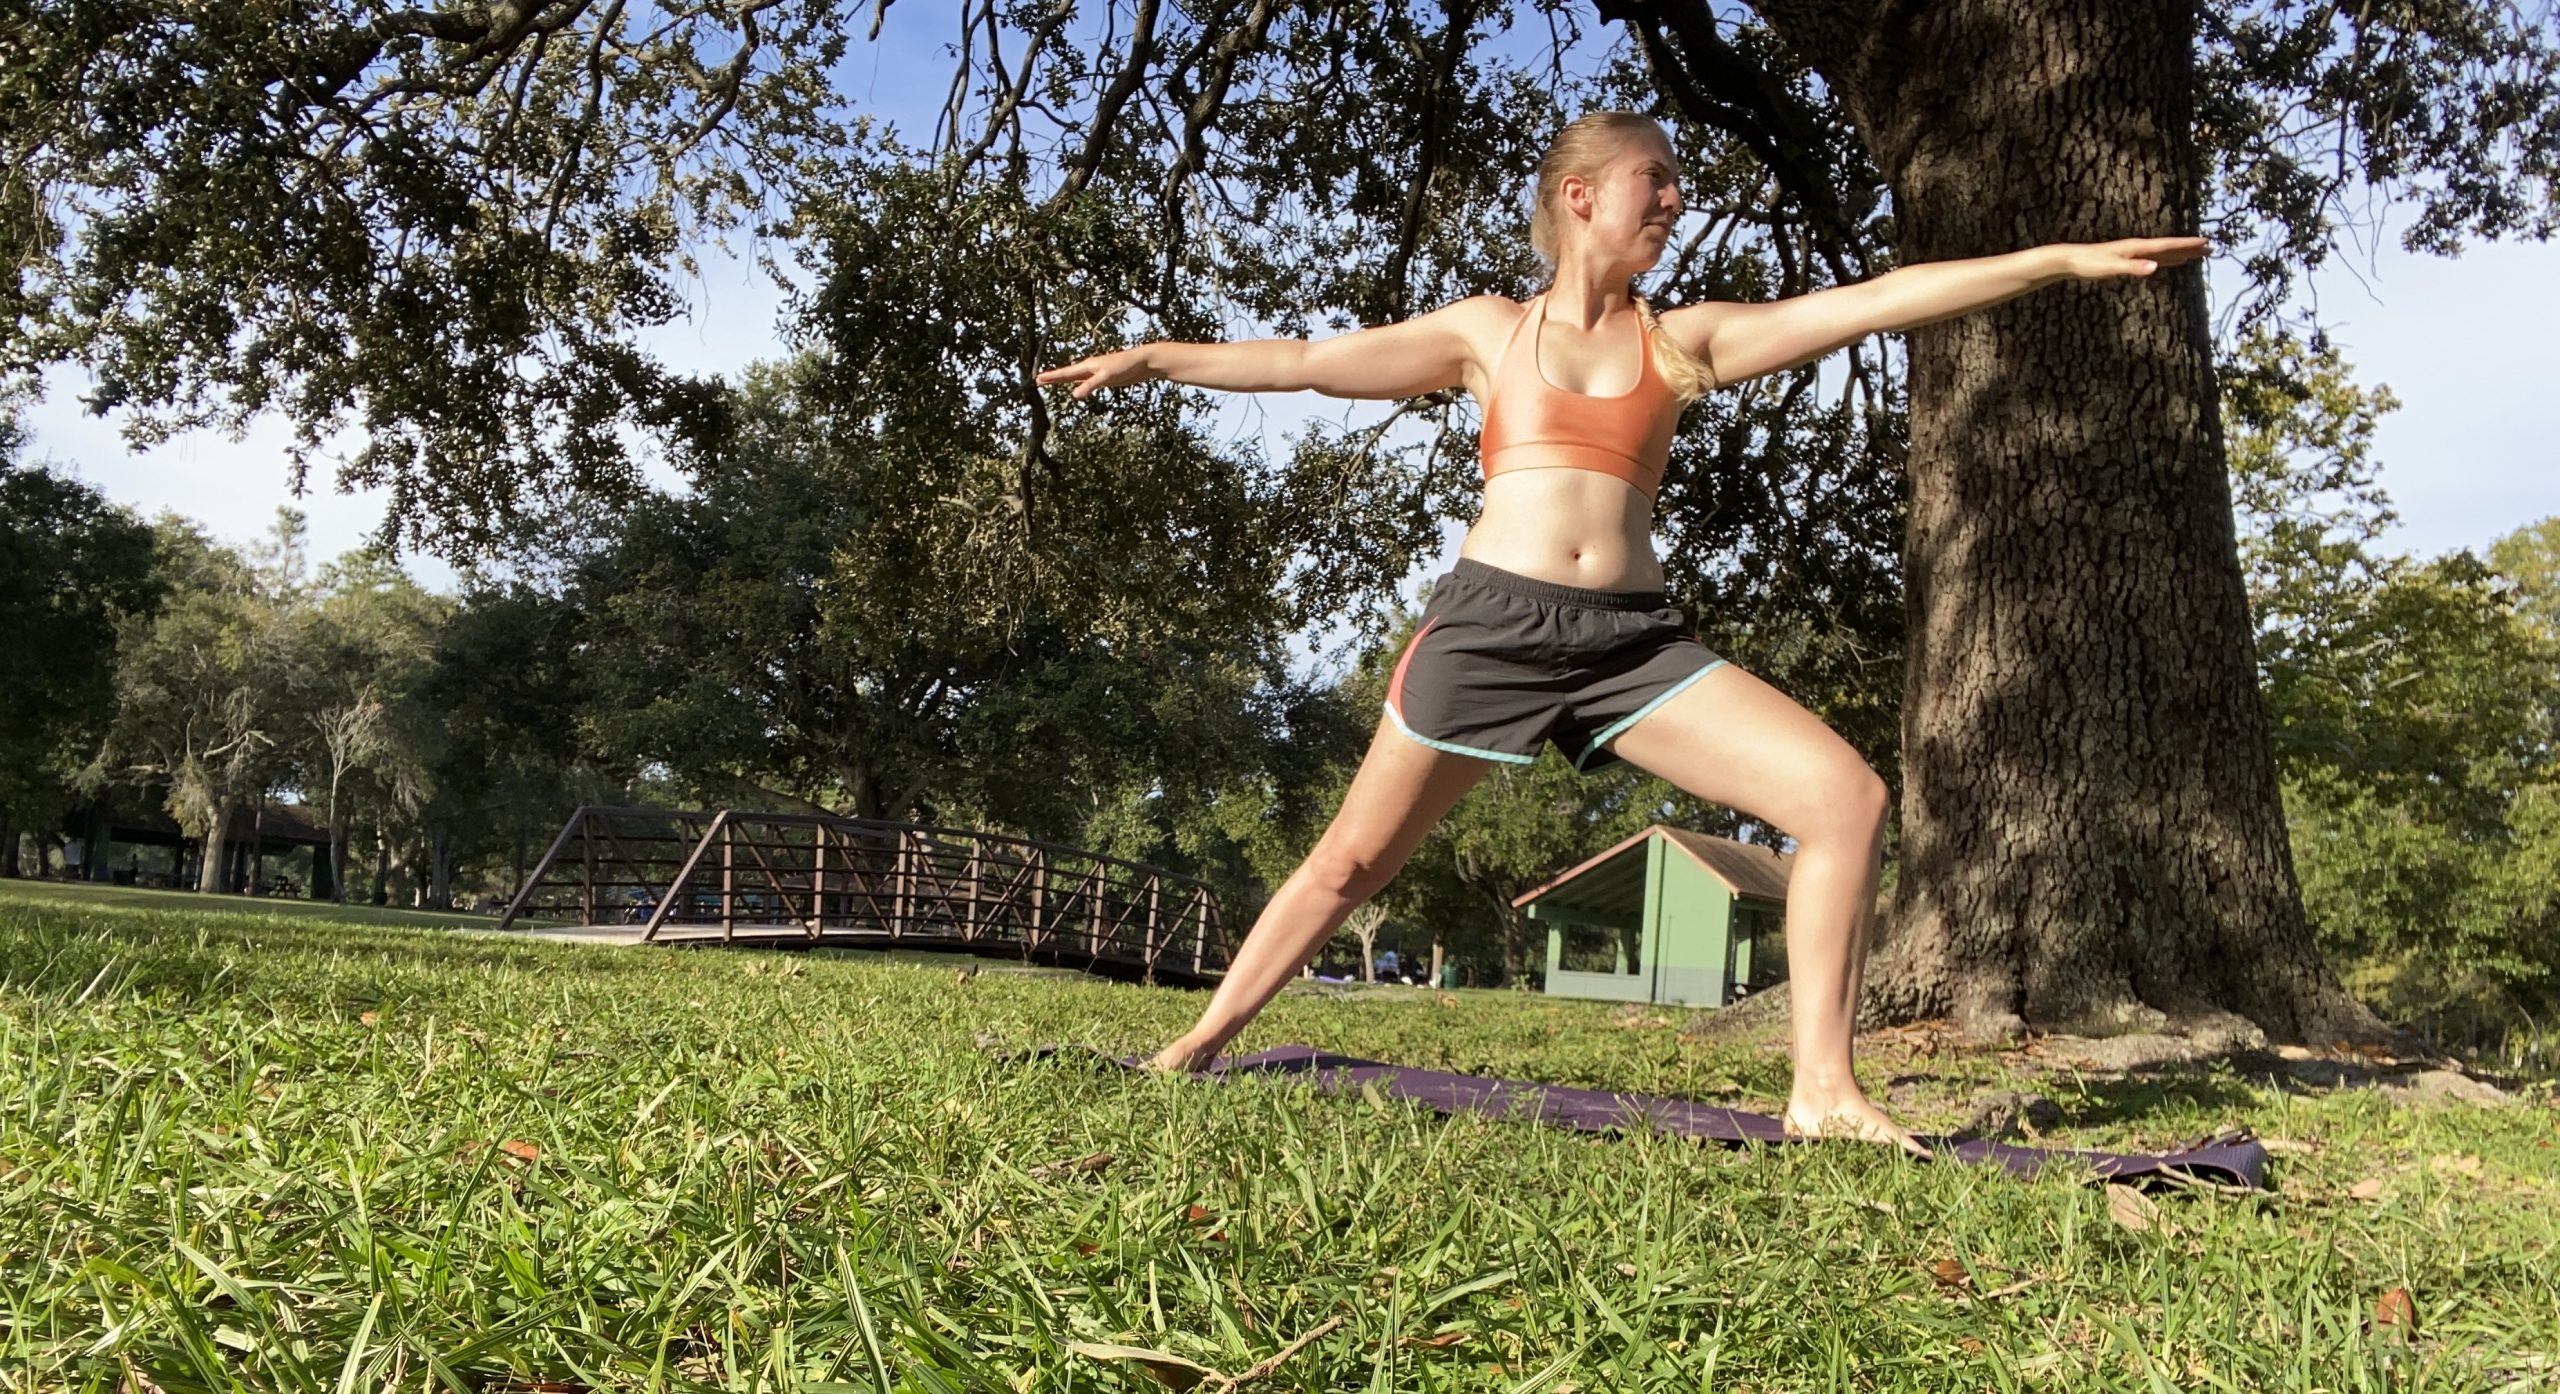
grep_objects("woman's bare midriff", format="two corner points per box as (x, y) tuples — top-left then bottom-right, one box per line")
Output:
(1460, 466), (1663, 591)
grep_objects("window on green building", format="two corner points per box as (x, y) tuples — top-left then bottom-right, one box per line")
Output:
(1558, 919), (1642, 975)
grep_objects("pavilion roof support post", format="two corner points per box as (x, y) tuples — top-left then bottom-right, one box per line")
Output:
(496, 805), (592, 931)
(645, 809), (731, 942)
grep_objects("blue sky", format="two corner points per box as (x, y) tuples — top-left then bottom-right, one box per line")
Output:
(22, 8), (2558, 614)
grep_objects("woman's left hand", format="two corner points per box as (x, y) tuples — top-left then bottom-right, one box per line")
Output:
(2059, 236), (2211, 280)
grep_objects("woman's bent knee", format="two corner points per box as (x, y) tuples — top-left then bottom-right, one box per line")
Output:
(1782, 765), (1889, 847)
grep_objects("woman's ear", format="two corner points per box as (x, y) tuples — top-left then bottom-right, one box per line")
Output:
(1559, 170), (1594, 223)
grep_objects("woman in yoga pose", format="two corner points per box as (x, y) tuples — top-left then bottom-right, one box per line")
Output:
(1038, 112), (2205, 1153)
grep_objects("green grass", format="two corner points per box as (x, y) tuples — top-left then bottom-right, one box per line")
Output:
(1, 891), (2555, 1392)
(0, 877), (559, 932)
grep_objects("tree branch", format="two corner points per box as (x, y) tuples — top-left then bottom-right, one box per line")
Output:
(1594, 0), (1870, 284)
(1383, 0), (1476, 321)
(1040, 0), (1164, 216)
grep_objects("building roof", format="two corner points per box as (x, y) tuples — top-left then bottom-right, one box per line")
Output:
(91, 798), (334, 847)
(1655, 826), (1795, 901)
(1510, 823), (1794, 915)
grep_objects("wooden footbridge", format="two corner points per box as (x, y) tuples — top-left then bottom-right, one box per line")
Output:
(496, 806), (1231, 986)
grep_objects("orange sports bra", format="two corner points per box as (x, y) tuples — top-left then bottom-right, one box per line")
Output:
(1479, 292), (1684, 499)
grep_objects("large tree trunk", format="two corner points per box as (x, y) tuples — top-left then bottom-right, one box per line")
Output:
(426, 824), (453, 910)
(1747, 0), (2378, 1043)
(196, 807), (231, 894)
(370, 819), (392, 905)
(327, 771), (349, 903)
(0, 819), (17, 877)
(246, 798), (267, 897)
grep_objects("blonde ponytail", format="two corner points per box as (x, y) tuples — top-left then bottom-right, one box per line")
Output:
(1633, 292), (1716, 402)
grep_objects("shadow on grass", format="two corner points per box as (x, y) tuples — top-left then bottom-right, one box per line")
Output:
(2048, 1066), (2268, 1129)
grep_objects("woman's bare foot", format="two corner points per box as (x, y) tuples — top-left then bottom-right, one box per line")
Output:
(1143, 1039), (1216, 1073)
(1783, 1093), (1933, 1159)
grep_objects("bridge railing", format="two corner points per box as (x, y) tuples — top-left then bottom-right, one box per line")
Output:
(497, 806), (1230, 979)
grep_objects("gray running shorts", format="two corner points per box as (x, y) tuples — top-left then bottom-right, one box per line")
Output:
(1383, 558), (1728, 773)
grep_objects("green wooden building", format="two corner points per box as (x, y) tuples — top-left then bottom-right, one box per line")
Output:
(1514, 825), (1794, 1008)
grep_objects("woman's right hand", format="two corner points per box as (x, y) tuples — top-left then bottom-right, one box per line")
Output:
(1035, 346), (1161, 400)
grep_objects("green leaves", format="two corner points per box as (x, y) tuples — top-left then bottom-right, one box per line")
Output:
(2227, 329), (2560, 1027)
(2, 0), (855, 555)
(0, 452), (161, 828)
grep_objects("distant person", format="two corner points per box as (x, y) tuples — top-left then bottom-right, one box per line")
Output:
(1043, 110), (2200, 1154)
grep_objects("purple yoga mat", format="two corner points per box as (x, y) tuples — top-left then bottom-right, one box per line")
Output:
(1071, 1044), (2267, 1189)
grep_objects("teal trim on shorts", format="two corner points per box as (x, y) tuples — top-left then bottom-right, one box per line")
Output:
(1574, 658), (1729, 772)
(1383, 700), (1538, 765)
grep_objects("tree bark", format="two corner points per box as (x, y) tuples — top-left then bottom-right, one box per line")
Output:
(1744, 0), (2379, 1043)
(427, 824), (453, 910)
(196, 806), (231, 894)
(370, 819), (392, 905)
(1345, 902), (1385, 982)
(0, 819), (16, 878)
(327, 769), (349, 903)
(247, 797), (267, 897)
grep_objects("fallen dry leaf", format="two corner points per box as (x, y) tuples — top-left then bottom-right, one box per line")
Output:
(2349, 1177), (2388, 1202)
(2105, 1184), (2161, 1232)
(1407, 1331), (1468, 1349)
(1029, 1151), (1114, 1181)
(358, 1011), (380, 1026)
(1185, 1204), (1214, 1223)
(498, 1139), (541, 1164)
(2375, 1286), (2418, 1333)
(1929, 1258), (1971, 1291)
(1066, 1343), (1212, 1392)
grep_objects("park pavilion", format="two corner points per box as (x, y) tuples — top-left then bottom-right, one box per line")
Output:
(1514, 825), (1793, 1009)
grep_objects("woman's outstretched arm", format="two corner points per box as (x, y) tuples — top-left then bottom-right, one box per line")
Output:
(1037, 295), (1509, 401)
(1659, 237), (2209, 388)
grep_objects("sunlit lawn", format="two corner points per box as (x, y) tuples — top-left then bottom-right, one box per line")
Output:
(0, 877), (553, 932)
(2, 883), (2554, 1391)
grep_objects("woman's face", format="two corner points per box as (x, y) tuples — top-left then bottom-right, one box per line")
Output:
(1565, 133), (1683, 273)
